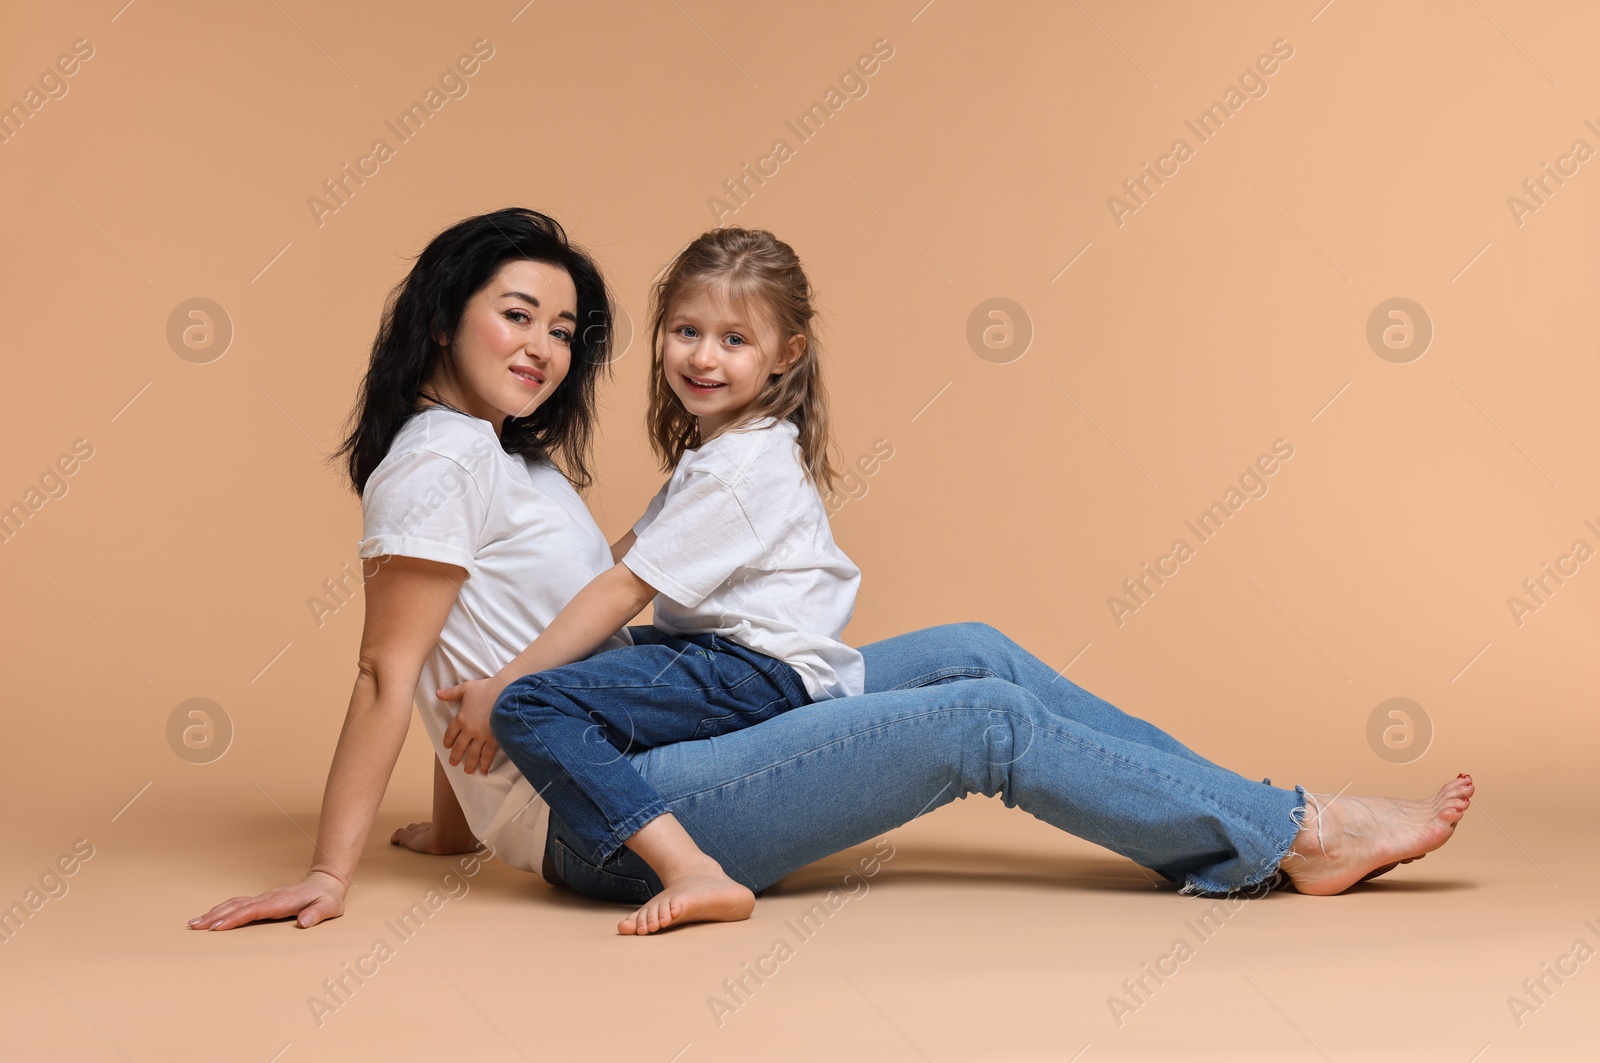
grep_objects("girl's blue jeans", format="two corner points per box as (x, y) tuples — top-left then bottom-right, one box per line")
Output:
(490, 626), (812, 865)
(538, 622), (1307, 901)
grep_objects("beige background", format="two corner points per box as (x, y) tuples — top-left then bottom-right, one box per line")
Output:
(2, 1), (1596, 1060)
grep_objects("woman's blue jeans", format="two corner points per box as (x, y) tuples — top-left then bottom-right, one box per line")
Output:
(539, 622), (1306, 901)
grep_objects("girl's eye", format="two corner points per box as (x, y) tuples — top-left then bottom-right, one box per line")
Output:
(677, 325), (698, 339)
(725, 333), (745, 347)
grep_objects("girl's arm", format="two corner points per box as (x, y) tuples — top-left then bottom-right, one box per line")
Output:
(188, 555), (464, 931)
(491, 562), (654, 688)
(440, 562), (655, 770)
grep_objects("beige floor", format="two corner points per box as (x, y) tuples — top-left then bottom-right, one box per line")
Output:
(3, 787), (1593, 1062)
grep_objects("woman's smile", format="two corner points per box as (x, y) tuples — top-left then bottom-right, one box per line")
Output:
(511, 365), (547, 390)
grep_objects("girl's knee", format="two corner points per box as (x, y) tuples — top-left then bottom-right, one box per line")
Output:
(490, 676), (551, 733)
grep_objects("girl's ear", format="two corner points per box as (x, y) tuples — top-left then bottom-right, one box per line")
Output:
(773, 333), (807, 375)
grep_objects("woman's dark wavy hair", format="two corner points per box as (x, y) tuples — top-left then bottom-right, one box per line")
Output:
(333, 207), (615, 495)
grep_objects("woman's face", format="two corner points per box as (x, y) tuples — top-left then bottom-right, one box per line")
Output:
(441, 259), (578, 424)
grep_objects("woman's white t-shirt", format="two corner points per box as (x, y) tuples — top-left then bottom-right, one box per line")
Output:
(622, 417), (865, 701)
(358, 407), (626, 872)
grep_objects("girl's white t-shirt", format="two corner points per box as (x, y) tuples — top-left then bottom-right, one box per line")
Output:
(622, 417), (865, 701)
(358, 407), (627, 872)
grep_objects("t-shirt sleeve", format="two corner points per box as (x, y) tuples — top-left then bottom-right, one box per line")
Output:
(622, 470), (766, 608)
(358, 443), (492, 572)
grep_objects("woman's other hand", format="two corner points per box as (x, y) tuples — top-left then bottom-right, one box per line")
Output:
(187, 870), (348, 931)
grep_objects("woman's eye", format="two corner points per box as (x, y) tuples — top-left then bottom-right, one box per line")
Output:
(506, 309), (531, 324)
(552, 327), (573, 343)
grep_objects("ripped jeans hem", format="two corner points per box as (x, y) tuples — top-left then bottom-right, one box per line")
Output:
(1175, 783), (1307, 897)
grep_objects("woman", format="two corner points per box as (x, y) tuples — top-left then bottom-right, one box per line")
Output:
(189, 209), (1472, 936)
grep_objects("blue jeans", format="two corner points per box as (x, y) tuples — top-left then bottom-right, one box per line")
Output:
(541, 622), (1306, 900)
(491, 626), (811, 864)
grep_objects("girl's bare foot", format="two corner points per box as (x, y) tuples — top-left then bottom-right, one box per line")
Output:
(1278, 774), (1473, 895)
(615, 812), (755, 935)
(617, 861), (755, 935)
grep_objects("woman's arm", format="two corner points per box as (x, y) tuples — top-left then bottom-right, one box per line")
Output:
(189, 555), (464, 930)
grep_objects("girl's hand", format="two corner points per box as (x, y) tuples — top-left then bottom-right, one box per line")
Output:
(439, 678), (501, 775)
(187, 870), (347, 931)
(390, 820), (481, 856)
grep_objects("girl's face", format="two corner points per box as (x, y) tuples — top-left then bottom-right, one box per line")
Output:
(663, 285), (803, 440)
(437, 259), (578, 424)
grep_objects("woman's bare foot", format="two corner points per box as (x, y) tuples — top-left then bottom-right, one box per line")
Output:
(617, 860), (755, 935)
(390, 820), (481, 856)
(1278, 774), (1473, 895)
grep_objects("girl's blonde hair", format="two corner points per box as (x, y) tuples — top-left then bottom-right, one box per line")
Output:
(645, 227), (837, 491)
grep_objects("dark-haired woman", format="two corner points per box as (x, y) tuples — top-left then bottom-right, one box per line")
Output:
(190, 209), (1473, 936)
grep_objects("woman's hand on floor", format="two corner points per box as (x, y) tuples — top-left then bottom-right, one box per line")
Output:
(187, 870), (347, 931)
(439, 678), (501, 774)
(390, 820), (481, 856)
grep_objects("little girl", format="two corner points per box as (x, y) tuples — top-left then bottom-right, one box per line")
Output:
(440, 227), (860, 934)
